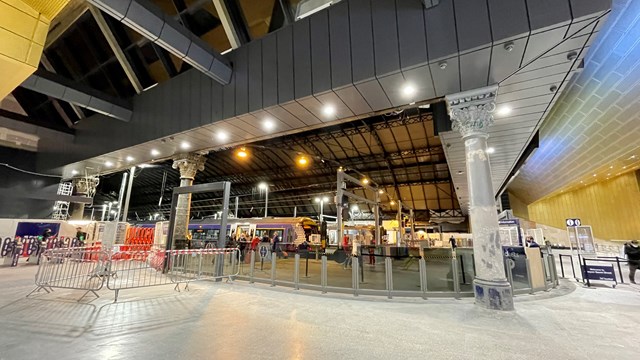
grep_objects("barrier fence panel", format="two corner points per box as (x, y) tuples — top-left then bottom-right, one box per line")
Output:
(28, 247), (109, 299)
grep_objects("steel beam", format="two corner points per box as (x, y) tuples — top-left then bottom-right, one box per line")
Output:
(89, 5), (144, 94)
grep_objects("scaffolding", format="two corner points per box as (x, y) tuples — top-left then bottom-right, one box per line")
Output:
(52, 182), (73, 220)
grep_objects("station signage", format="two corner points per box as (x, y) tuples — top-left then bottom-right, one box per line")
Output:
(566, 218), (581, 227)
(499, 219), (519, 226)
(582, 265), (615, 282)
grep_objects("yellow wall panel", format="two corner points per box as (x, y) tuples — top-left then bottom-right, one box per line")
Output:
(528, 172), (640, 241)
(508, 192), (530, 220)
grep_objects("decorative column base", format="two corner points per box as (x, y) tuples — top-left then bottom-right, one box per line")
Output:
(473, 277), (514, 311)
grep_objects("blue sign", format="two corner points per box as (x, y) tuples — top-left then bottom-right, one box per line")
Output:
(259, 245), (268, 258)
(583, 265), (616, 281)
(499, 219), (520, 226)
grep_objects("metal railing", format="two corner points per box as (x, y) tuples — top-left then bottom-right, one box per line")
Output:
(27, 246), (239, 302)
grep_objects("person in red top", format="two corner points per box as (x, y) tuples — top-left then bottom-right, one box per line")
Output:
(250, 234), (260, 251)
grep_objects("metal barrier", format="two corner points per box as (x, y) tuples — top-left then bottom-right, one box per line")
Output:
(28, 247), (239, 302)
(27, 247), (109, 300)
(107, 248), (239, 301)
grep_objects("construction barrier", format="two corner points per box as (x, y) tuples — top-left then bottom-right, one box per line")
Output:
(27, 246), (239, 302)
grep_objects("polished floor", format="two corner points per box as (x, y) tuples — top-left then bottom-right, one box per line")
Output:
(1, 264), (639, 360)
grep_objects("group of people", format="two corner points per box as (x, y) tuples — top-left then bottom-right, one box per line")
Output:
(226, 231), (281, 261)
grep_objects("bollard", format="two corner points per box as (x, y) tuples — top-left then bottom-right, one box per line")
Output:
(321, 255), (327, 293)
(250, 250), (256, 283)
(419, 258), (427, 299)
(294, 254), (300, 290)
(451, 256), (460, 299)
(615, 257), (624, 284)
(506, 258), (515, 289)
(352, 257), (360, 296)
(271, 253), (277, 287)
(385, 257), (393, 299)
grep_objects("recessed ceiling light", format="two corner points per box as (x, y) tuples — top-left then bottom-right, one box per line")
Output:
(126, 156), (134, 162)
(378, 189), (384, 194)
(402, 84), (416, 97)
(322, 104), (336, 117)
(623, 166), (627, 169)
(610, 166), (613, 169)
(593, 174), (596, 177)
(180, 141), (190, 150)
(263, 119), (275, 131)
(216, 132), (228, 141)
(631, 155), (636, 159)
(486, 147), (495, 154)
(497, 106), (512, 116)
(607, 173), (610, 176)
(71, 170), (79, 175)
(151, 149), (160, 156)
(105, 161), (113, 167)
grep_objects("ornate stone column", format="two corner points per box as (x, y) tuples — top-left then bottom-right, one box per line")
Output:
(70, 176), (99, 220)
(172, 152), (207, 241)
(446, 85), (513, 311)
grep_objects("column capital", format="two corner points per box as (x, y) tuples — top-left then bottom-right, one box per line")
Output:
(72, 176), (100, 198)
(446, 85), (498, 139)
(172, 152), (208, 180)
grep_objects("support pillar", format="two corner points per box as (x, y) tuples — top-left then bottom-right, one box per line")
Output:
(70, 176), (99, 220)
(447, 86), (513, 311)
(172, 152), (207, 241)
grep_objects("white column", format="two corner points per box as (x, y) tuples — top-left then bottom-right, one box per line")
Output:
(447, 86), (513, 311)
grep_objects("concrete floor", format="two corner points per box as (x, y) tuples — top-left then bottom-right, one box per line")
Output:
(1, 264), (639, 360)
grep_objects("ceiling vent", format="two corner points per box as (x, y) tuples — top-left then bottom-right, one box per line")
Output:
(295, 0), (341, 20)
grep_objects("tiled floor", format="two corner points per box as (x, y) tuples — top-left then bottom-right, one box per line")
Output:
(1, 264), (639, 360)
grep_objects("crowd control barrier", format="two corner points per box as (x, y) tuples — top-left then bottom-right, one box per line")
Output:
(27, 246), (239, 302)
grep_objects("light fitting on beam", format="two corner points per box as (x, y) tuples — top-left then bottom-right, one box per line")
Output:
(151, 149), (160, 156)
(322, 104), (336, 117)
(503, 42), (514, 52)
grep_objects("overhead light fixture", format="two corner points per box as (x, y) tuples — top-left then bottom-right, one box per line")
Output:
(296, 155), (309, 167)
(390, 200), (396, 206)
(105, 161), (113, 167)
(263, 119), (275, 131)
(322, 196), (329, 202)
(138, 164), (152, 168)
(486, 147), (495, 154)
(322, 104), (336, 117)
(457, 170), (464, 175)
(126, 156), (134, 162)
(362, 178), (369, 185)
(295, 0), (334, 20)
(378, 189), (384, 194)
(216, 132), (228, 141)
(71, 170), (79, 175)
(402, 84), (416, 97)
(497, 106), (512, 116)
(258, 182), (268, 190)
(337, 166), (343, 172)
(351, 204), (359, 211)
(593, 174), (596, 177)
(180, 141), (191, 150)
(314, 197), (320, 203)
(236, 147), (249, 159)
(151, 149), (160, 156)
(438, 61), (447, 69)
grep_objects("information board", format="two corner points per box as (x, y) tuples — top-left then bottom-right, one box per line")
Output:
(583, 265), (616, 282)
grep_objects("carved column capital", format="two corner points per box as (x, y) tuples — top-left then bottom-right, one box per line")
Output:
(72, 176), (100, 197)
(446, 85), (498, 139)
(172, 152), (208, 180)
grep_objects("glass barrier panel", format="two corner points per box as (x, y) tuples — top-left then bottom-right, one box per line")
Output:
(424, 248), (455, 292)
(358, 247), (386, 291)
(391, 248), (422, 291)
(325, 249), (352, 289)
(297, 251), (323, 287)
(504, 246), (530, 290)
(275, 251), (296, 283)
(456, 248), (475, 293)
(252, 250), (273, 281)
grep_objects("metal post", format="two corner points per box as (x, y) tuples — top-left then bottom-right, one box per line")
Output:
(559, 254), (566, 278)
(101, 204), (106, 221)
(320, 200), (324, 222)
(419, 258), (427, 298)
(352, 254), (359, 296)
(452, 256), (460, 298)
(250, 250), (255, 283)
(583, 257), (591, 287)
(121, 166), (136, 222)
(294, 253), (300, 289)
(374, 193), (381, 246)
(616, 257), (624, 284)
(90, 208), (95, 221)
(336, 171), (343, 249)
(293, 206), (297, 218)
(385, 257), (393, 299)
(107, 202), (112, 221)
(397, 200), (402, 245)
(115, 172), (128, 221)
(264, 186), (269, 218)
(409, 209), (415, 242)
(321, 255), (327, 293)
(219, 182), (231, 248)
(271, 253), (276, 286)
(234, 196), (239, 218)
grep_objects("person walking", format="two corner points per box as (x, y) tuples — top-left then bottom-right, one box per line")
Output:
(271, 232), (281, 259)
(624, 240), (640, 284)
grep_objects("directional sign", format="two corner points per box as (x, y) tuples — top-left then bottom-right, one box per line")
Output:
(566, 218), (581, 227)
